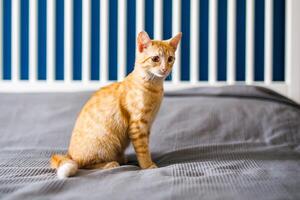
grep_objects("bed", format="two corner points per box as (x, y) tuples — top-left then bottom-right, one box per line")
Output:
(0, 85), (299, 200)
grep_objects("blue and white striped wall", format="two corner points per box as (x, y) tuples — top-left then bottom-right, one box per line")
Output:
(0, 0), (287, 85)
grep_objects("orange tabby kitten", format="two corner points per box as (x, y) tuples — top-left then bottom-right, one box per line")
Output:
(51, 31), (182, 179)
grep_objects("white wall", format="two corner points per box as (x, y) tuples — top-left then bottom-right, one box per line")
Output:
(286, 0), (300, 103)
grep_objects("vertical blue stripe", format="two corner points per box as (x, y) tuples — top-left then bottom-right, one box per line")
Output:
(273, 0), (285, 81)
(217, 0), (227, 81)
(3, 0), (11, 80)
(91, 0), (99, 80)
(236, 0), (246, 81)
(20, 0), (29, 80)
(126, 0), (136, 74)
(254, 0), (264, 81)
(200, 0), (208, 81)
(180, 0), (190, 81)
(145, 0), (154, 38)
(163, 0), (172, 40)
(73, 0), (82, 80)
(38, 0), (47, 80)
(163, 0), (172, 81)
(109, 0), (118, 80)
(55, 0), (64, 80)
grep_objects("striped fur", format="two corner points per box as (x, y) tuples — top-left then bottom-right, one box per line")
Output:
(50, 31), (181, 177)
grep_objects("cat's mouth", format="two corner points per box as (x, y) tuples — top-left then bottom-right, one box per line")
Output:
(150, 71), (168, 78)
(152, 72), (165, 78)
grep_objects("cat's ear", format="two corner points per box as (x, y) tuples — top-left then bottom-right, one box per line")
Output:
(169, 32), (182, 50)
(137, 31), (152, 53)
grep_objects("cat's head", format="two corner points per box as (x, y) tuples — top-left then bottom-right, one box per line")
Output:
(135, 31), (182, 79)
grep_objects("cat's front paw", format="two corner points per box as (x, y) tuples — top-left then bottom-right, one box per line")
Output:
(146, 163), (158, 169)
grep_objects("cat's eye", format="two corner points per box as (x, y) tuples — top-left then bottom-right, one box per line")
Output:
(151, 56), (160, 62)
(168, 56), (175, 63)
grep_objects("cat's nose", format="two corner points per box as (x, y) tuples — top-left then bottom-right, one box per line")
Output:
(161, 67), (168, 73)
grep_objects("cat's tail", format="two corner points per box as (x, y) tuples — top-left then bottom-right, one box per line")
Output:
(50, 154), (78, 179)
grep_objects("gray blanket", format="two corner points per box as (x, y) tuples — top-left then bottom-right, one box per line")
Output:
(0, 86), (299, 200)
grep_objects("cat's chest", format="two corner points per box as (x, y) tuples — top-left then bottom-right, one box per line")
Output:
(127, 89), (163, 115)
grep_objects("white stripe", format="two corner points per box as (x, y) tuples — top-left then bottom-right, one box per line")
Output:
(190, 0), (199, 83)
(47, 0), (55, 82)
(136, 0), (144, 34)
(227, 0), (236, 84)
(245, 0), (255, 84)
(82, 0), (91, 83)
(285, 0), (300, 102)
(285, 0), (291, 85)
(64, 0), (73, 82)
(100, 0), (109, 82)
(29, 0), (37, 82)
(172, 0), (181, 83)
(0, 0), (3, 81)
(264, 0), (273, 84)
(118, 0), (126, 81)
(154, 0), (162, 40)
(208, 0), (217, 84)
(11, 0), (20, 82)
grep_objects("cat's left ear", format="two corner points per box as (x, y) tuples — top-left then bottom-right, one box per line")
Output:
(169, 32), (182, 50)
(137, 31), (152, 53)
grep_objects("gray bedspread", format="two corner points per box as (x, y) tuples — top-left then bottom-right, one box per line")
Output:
(0, 85), (299, 200)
